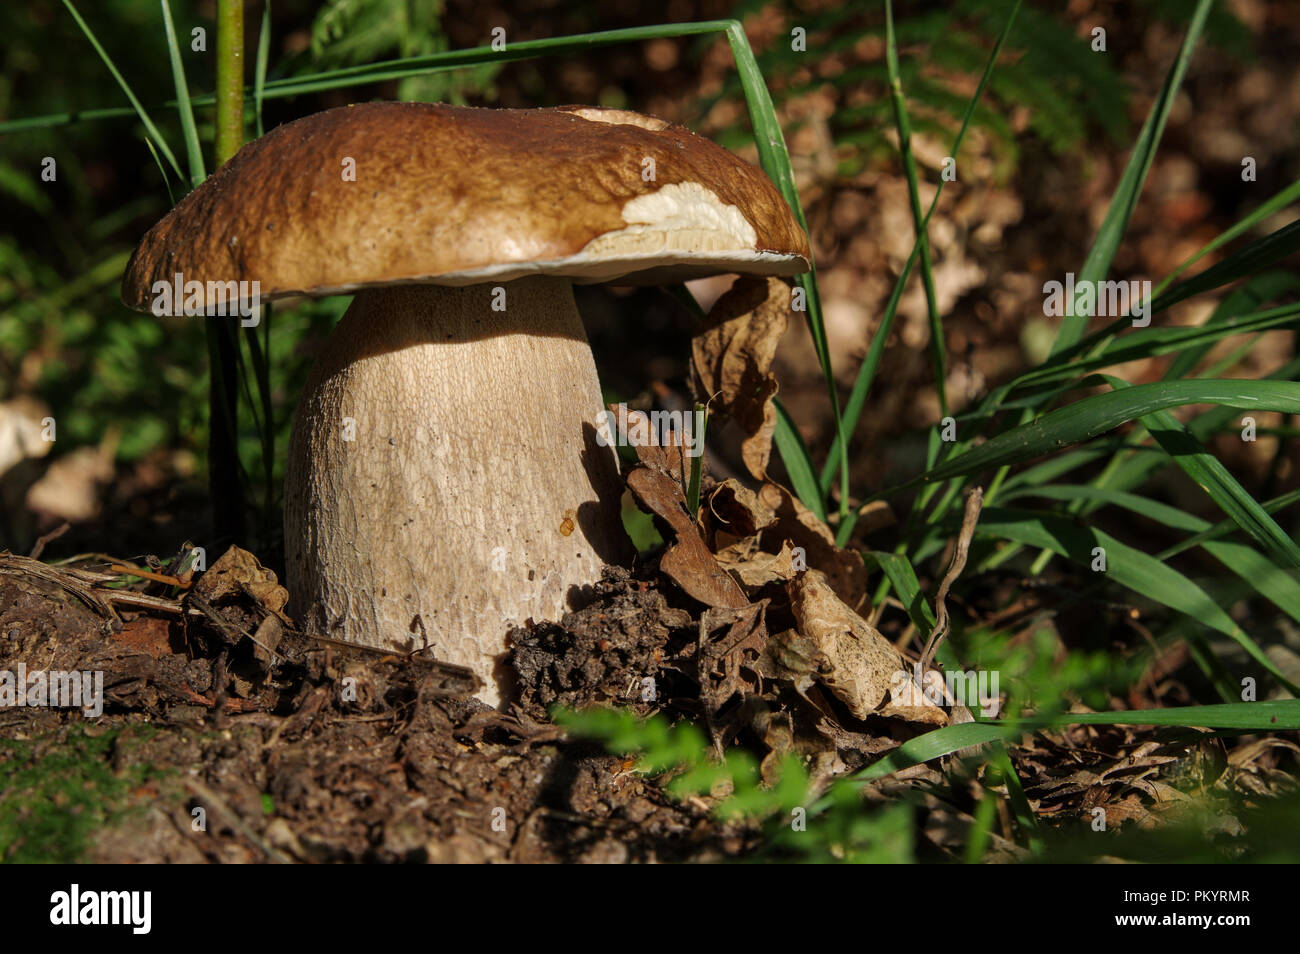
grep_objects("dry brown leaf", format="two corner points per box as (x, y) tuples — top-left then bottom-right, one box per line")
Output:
(770, 569), (946, 725)
(192, 545), (289, 614)
(879, 671), (949, 725)
(697, 601), (768, 717)
(758, 482), (870, 611)
(785, 570), (903, 719)
(703, 478), (777, 550)
(716, 539), (799, 589)
(626, 466), (748, 610)
(618, 403), (691, 487)
(1227, 737), (1300, 769)
(691, 276), (789, 480)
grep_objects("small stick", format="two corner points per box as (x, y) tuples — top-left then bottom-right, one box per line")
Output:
(98, 590), (184, 613)
(28, 522), (69, 560)
(109, 563), (188, 587)
(917, 486), (984, 678)
(184, 778), (291, 864)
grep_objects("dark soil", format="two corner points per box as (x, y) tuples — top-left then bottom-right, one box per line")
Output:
(0, 550), (774, 863)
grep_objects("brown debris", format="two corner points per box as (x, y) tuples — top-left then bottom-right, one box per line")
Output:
(691, 276), (790, 480)
(626, 465), (749, 611)
(775, 569), (946, 726)
(757, 482), (871, 611)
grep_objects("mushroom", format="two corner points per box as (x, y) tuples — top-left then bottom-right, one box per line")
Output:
(121, 102), (810, 706)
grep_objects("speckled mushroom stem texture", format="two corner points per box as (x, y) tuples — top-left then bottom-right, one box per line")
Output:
(285, 276), (631, 706)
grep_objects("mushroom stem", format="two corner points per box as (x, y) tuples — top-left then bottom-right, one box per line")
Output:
(285, 276), (630, 706)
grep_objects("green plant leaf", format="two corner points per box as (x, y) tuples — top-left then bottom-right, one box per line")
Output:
(1049, 0), (1212, 354)
(61, 0), (183, 179)
(970, 506), (1297, 691)
(1150, 218), (1300, 314)
(1107, 378), (1300, 569)
(254, 1), (272, 138)
(885, 0), (945, 417)
(907, 379), (1300, 489)
(821, 0), (1022, 498)
(1151, 179), (1300, 300)
(855, 700), (1300, 780)
(1005, 484), (1300, 626)
(160, 0), (205, 188)
(772, 399), (825, 522)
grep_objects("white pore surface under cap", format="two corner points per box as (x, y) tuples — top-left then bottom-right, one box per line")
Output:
(581, 181), (760, 256)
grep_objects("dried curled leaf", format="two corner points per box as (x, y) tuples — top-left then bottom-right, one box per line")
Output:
(615, 404), (692, 487)
(773, 570), (947, 726)
(716, 539), (799, 589)
(702, 478), (776, 550)
(626, 466), (748, 610)
(691, 276), (789, 480)
(879, 670), (949, 726)
(192, 545), (288, 614)
(758, 482), (870, 611)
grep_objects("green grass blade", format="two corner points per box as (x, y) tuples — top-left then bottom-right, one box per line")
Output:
(855, 700), (1300, 780)
(160, 0), (205, 188)
(1195, 538), (1300, 627)
(686, 404), (707, 519)
(1009, 272), (1298, 391)
(885, 0), (945, 417)
(1160, 487), (1300, 559)
(999, 444), (1137, 491)
(1015, 299), (1300, 391)
(1058, 356), (1300, 510)
(1006, 484), (1300, 626)
(1000, 483), (1204, 530)
(873, 548), (964, 674)
(60, 0), (183, 180)
(254, 0), (272, 138)
(247, 3), (276, 520)
(0, 23), (739, 134)
(243, 309), (275, 520)
(142, 137), (178, 206)
(875, 551), (938, 634)
(1114, 384), (1300, 569)
(903, 379), (1300, 490)
(1048, 0), (1212, 354)
(772, 399), (826, 522)
(820, 0), (1022, 497)
(265, 22), (736, 98)
(1151, 178), (1300, 300)
(722, 20), (845, 518)
(970, 506), (1297, 691)
(1150, 218), (1300, 314)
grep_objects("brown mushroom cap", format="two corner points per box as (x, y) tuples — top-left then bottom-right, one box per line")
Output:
(121, 102), (811, 309)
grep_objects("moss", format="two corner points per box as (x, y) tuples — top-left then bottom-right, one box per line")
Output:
(0, 724), (166, 864)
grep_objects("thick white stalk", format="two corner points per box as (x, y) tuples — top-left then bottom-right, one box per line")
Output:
(285, 277), (629, 706)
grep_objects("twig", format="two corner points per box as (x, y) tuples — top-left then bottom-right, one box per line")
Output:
(28, 523), (69, 560)
(184, 778), (291, 864)
(108, 562), (188, 588)
(917, 486), (984, 677)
